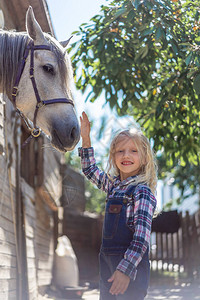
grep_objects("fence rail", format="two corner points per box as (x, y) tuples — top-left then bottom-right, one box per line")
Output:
(150, 209), (200, 277)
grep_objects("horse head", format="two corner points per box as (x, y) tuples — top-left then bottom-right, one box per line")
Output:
(12, 7), (80, 152)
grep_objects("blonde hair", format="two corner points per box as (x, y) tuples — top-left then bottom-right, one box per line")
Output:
(107, 128), (158, 195)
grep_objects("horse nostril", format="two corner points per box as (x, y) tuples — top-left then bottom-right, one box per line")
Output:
(70, 126), (78, 141)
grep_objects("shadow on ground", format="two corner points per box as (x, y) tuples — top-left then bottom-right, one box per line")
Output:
(39, 273), (200, 300)
(147, 272), (200, 300)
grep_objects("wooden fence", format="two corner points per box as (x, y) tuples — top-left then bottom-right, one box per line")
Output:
(150, 209), (200, 277)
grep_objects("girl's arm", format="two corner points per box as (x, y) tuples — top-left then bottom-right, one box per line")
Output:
(116, 185), (157, 279)
(79, 112), (112, 193)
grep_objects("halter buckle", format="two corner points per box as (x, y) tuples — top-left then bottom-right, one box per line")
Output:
(36, 101), (45, 109)
(12, 86), (18, 97)
(31, 128), (41, 138)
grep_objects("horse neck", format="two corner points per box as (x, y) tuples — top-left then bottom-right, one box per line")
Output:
(0, 31), (28, 100)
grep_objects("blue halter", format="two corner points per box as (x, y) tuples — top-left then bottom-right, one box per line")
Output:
(12, 40), (74, 145)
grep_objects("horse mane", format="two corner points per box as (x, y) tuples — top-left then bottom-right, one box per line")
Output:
(0, 30), (28, 99)
(0, 30), (72, 100)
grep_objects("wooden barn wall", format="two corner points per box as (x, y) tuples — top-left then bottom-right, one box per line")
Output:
(62, 166), (86, 212)
(0, 97), (61, 300)
(22, 180), (55, 298)
(21, 181), (37, 299)
(35, 194), (54, 289)
(0, 164), (17, 300)
(63, 211), (102, 282)
(0, 96), (18, 299)
(0, 1), (62, 299)
(43, 146), (62, 207)
(0, 0), (15, 29)
(0, 94), (4, 153)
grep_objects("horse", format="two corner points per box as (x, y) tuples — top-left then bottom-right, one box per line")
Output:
(0, 6), (80, 152)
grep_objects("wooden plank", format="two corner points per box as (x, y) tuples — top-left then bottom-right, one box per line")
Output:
(0, 217), (15, 234)
(37, 269), (53, 286)
(43, 148), (62, 205)
(0, 291), (17, 299)
(37, 277), (51, 287)
(29, 290), (38, 300)
(26, 257), (37, 269)
(25, 200), (36, 215)
(36, 221), (52, 233)
(191, 214), (198, 271)
(185, 211), (190, 274)
(37, 250), (54, 262)
(0, 267), (16, 279)
(171, 233), (175, 270)
(0, 203), (16, 223)
(0, 242), (16, 256)
(28, 279), (37, 291)
(37, 269), (53, 276)
(0, 113), (3, 126)
(149, 210), (200, 275)
(21, 179), (35, 199)
(26, 245), (36, 259)
(0, 253), (16, 268)
(0, 182), (11, 199)
(35, 136), (44, 186)
(44, 175), (61, 205)
(0, 94), (4, 152)
(36, 234), (53, 246)
(29, 139), (35, 187)
(26, 267), (37, 279)
(36, 243), (54, 255)
(25, 224), (35, 239)
(37, 256), (53, 267)
(0, 279), (16, 292)
(0, 228), (15, 245)
(43, 148), (59, 172)
(176, 230), (180, 262)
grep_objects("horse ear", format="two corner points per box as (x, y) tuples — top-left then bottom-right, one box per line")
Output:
(60, 36), (73, 50)
(26, 6), (46, 44)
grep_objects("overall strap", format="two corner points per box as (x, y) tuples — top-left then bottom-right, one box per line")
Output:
(125, 184), (137, 198)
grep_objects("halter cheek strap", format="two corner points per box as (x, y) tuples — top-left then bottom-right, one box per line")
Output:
(12, 40), (74, 146)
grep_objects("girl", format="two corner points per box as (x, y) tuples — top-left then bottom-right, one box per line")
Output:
(79, 112), (157, 300)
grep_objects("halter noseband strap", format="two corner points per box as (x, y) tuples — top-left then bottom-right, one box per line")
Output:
(12, 40), (74, 143)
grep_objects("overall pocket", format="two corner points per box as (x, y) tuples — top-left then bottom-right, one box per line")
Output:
(103, 204), (122, 239)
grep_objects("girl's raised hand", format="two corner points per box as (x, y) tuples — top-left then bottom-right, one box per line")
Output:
(80, 112), (91, 148)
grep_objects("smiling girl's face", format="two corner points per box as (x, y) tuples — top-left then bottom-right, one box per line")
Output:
(114, 136), (141, 181)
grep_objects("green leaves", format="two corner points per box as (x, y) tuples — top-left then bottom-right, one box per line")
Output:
(185, 52), (193, 66)
(155, 27), (165, 40)
(70, 0), (200, 195)
(131, 0), (141, 10)
(193, 74), (200, 95)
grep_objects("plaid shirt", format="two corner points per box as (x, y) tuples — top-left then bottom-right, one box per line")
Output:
(78, 147), (157, 280)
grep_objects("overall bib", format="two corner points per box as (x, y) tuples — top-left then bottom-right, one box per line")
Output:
(99, 192), (150, 300)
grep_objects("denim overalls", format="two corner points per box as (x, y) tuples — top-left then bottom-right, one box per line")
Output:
(99, 187), (150, 300)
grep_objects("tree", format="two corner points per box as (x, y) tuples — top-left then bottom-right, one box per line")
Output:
(69, 0), (200, 198)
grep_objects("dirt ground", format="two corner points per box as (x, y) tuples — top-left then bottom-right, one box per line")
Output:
(82, 279), (200, 300)
(39, 278), (200, 300)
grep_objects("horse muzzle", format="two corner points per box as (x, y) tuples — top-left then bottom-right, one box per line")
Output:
(50, 119), (80, 152)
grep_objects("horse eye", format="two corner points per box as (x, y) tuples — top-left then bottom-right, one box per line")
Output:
(43, 64), (55, 75)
